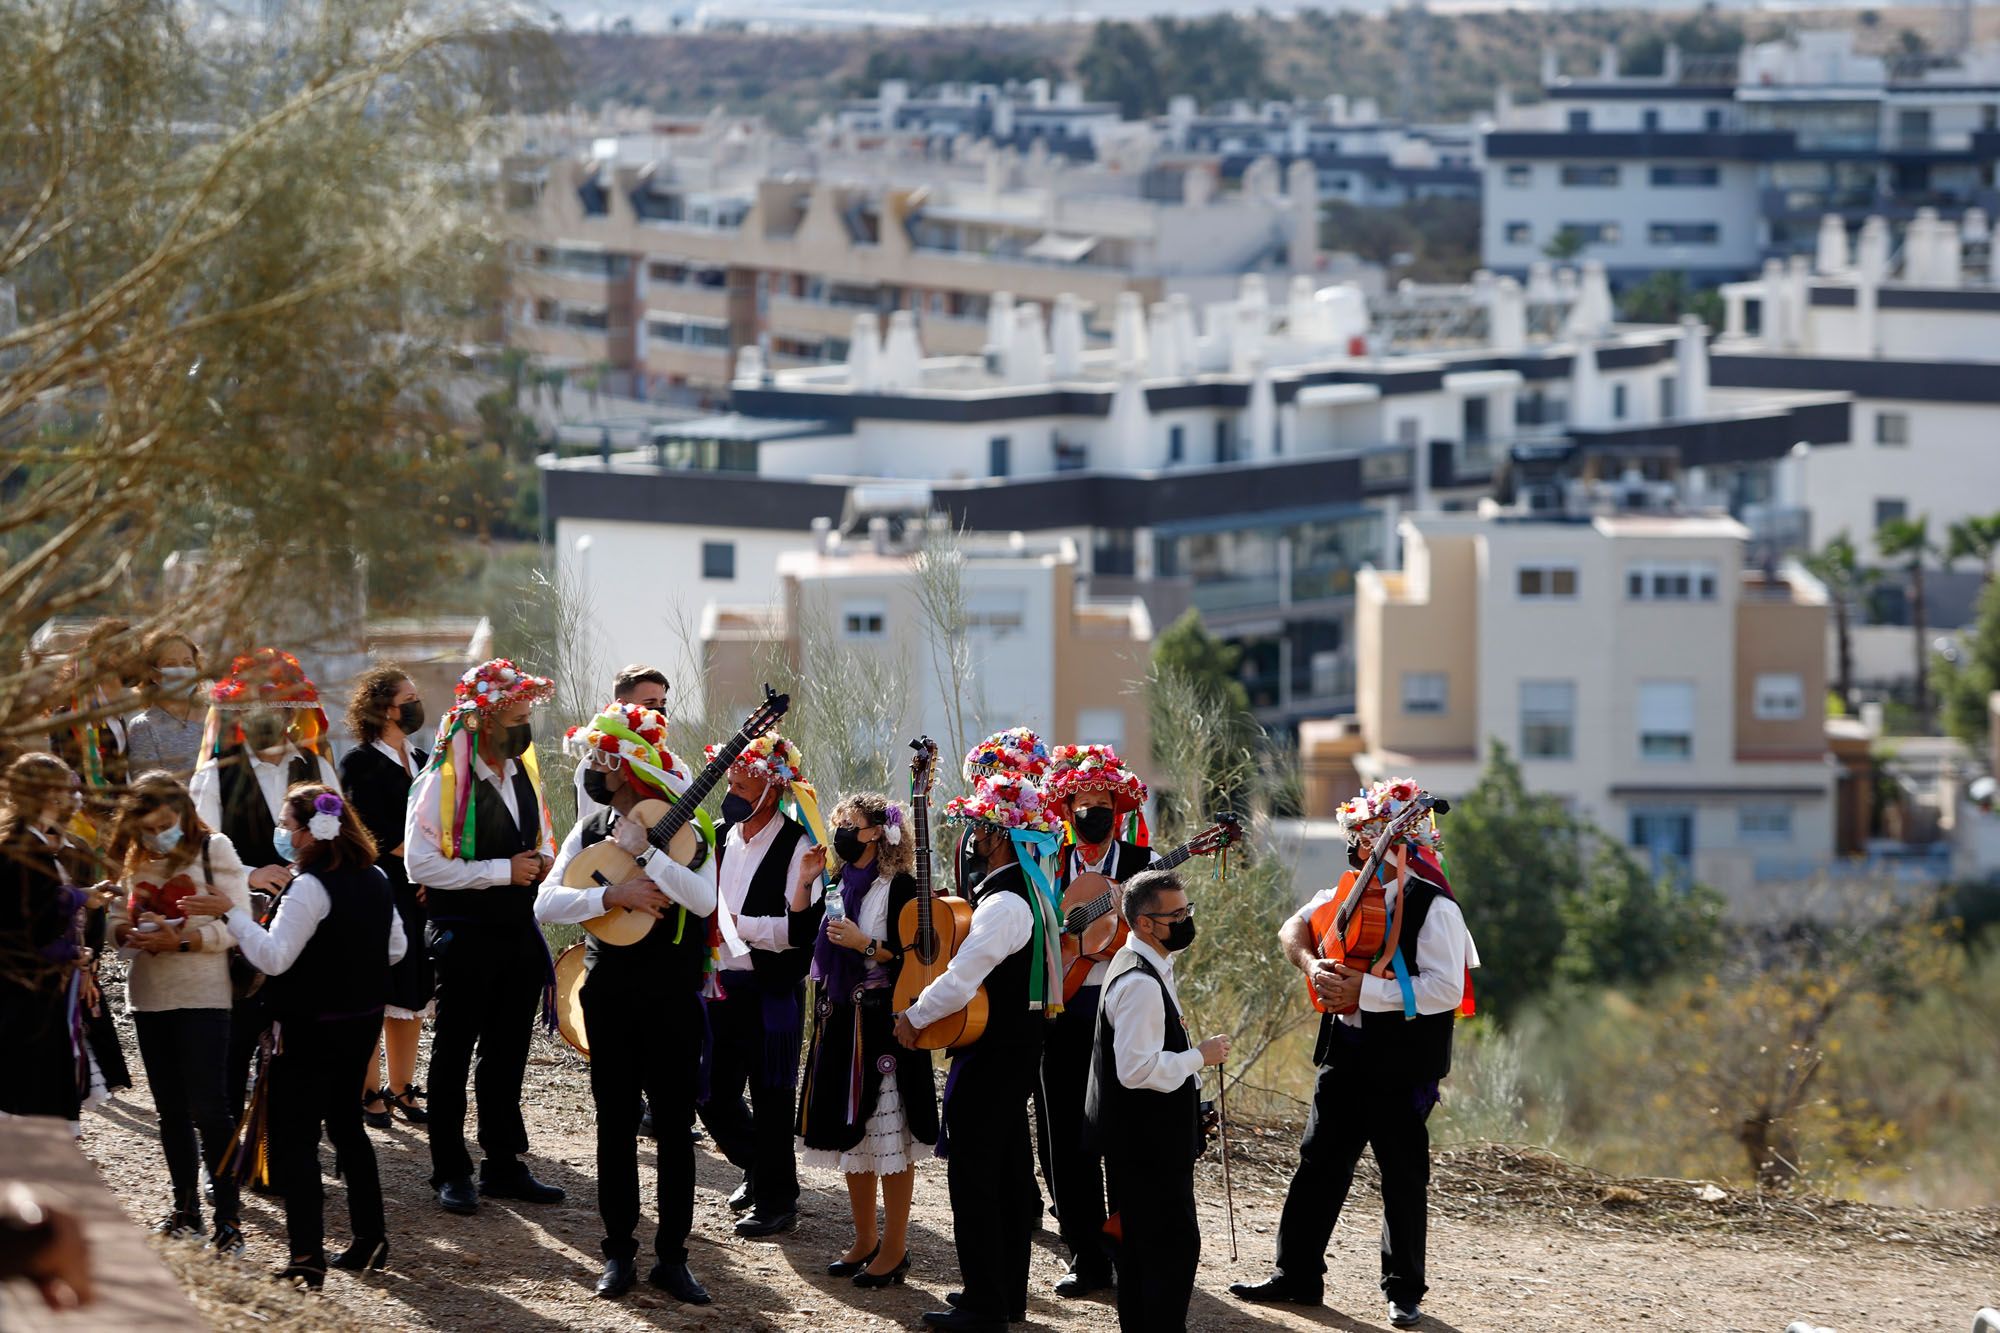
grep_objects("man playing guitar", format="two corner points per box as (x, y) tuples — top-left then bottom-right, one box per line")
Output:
(1039, 744), (1152, 1300)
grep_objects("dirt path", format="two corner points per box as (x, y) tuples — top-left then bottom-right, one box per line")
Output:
(79, 1028), (1995, 1332)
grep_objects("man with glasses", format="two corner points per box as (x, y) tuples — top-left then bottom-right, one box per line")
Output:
(1085, 869), (1228, 1332)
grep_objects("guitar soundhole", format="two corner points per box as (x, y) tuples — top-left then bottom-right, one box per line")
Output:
(917, 928), (939, 966)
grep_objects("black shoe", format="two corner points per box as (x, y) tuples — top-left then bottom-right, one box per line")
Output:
(726, 1171), (755, 1211)
(208, 1220), (245, 1256)
(1389, 1302), (1424, 1329)
(922, 1310), (1008, 1331)
(436, 1177), (479, 1215)
(852, 1252), (910, 1289)
(1229, 1274), (1323, 1306)
(594, 1257), (637, 1299)
(647, 1261), (711, 1305)
(638, 1109), (655, 1139)
(331, 1237), (388, 1271)
(362, 1090), (392, 1130)
(1054, 1266), (1113, 1298)
(154, 1208), (204, 1238)
(827, 1244), (878, 1277)
(276, 1256), (326, 1290)
(389, 1085), (429, 1127)
(733, 1209), (797, 1239)
(480, 1168), (564, 1204)
(944, 1294), (1025, 1323)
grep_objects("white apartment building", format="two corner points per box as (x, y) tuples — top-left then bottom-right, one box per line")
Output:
(1483, 32), (2000, 284)
(1162, 94), (1481, 208)
(1355, 508), (1837, 897)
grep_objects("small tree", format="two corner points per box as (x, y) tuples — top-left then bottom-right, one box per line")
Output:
(1543, 227), (1588, 262)
(1944, 513), (2000, 583)
(1934, 576), (2000, 750)
(1805, 531), (1876, 714)
(1877, 515), (1939, 729)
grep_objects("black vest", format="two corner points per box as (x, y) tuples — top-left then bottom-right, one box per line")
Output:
(1312, 875), (1457, 1085)
(1085, 946), (1200, 1163)
(714, 815), (814, 990)
(216, 748), (318, 868)
(967, 862), (1039, 1049)
(434, 761), (542, 926)
(264, 864), (394, 1022)
(576, 809), (711, 995)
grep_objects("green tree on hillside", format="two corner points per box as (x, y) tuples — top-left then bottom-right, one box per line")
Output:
(1935, 576), (2000, 750)
(1153, 15), (1275, 109)
(1077, 21), (1162, 118)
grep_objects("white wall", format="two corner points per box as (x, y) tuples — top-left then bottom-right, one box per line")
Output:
(1799, 400), (2000, 557)
(1482, 158), (1762, 274)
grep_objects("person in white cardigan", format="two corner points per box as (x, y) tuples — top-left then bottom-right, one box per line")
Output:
(107, 772), (252, 1252)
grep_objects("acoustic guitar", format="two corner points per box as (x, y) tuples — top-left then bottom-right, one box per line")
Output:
(565, 685), (790, 947)
(1309, 791), (1444, 1016)
(893, 736), (986, 1050)
(1058, 815), (1242, 1002)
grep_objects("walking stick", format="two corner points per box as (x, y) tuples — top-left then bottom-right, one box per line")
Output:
(1218, 1063), (1238, 1262)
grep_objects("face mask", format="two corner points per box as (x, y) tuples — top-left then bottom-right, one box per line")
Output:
(720, 792), (756, 825)
(395, 700), (425, 734)
(273, 827), (298, 863)
(243, 713), (287, 751)
(582, 767), (615, 806)
(1073, 806), (1116, 845)
(503, 723), (533, 758)
(158, 666), (199, 690)
(1163, 916), (1197, 953)
(833, 826), (866, 862)
(145, 826), (184, 855)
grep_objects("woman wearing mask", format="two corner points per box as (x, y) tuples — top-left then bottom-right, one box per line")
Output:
(125, 633), (207, 778)
(797, 794), (937, 1289)
(182, 785), (404, 1288)
(0, 753), (98, 1126)
(106, 772), (250, 1250)
(338, 666), (432, 1130)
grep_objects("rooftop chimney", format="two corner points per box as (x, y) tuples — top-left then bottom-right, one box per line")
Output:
(880, 310), (923, 390)
(1112, 291), (1148, 373)
(847, 312), (883, 391)
(1050, 293), (1086, 378)
(811, 515), (834, 555)
(1676, 314), (1709, 419)
(1006, 302), (1049, 385)
(868, 516), (890, 556)
(1815, 214), (1850, 275)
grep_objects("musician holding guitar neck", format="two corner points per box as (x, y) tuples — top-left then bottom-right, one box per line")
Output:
(535, 704), (716, 1306)
(1230, 777), (1479, 1331)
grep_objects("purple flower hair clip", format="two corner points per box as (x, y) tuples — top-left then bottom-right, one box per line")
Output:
(883, 804), (905, 846)
(307, 792), (344, 841)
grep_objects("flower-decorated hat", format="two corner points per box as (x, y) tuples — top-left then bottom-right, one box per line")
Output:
(962, 727), (1051, 784)
(705, 732), (802, 790)
(1045, 744), (1148, 815)
(447, 658), (554, 729)
(943, 771), (1059, 835)
(566, 703), (687, 801)
(209, 648), (320, 710)
(1334, 776), (1442, 850)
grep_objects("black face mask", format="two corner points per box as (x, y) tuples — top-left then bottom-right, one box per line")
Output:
(832, 826), (866, 863)
(720, 791), (756, 825)
(503, 723), (534, 758)
(243, 712), (288, 751)
(1073, 806), (1116, 845)
(1163, 917), (1197, 953)
(395, 700), (426, 734)
(582, 768), (615, 806)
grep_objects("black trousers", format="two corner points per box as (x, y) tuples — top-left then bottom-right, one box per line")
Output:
(267, 1014), (385, 1261)
(133, 1009), (239, 1225)
(696, 983), (800, 1215)
(1105, 1147), (1199, 1332)
(1272, 1058), (1434, 1309)
(945, 1034), (1043, 1320)
(425, 919), (545, 1185)
(582, 975), (704, 1263)
(1036, 983), (1111, 1272)
(224, 993), (267, 1119)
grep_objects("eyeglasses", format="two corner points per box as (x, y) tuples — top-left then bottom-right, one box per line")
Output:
(1141, 905), (1195, 924)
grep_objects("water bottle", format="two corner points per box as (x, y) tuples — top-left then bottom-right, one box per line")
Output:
(823, 881), (845, 922)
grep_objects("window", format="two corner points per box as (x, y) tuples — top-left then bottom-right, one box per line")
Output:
(1394, 417), (1420, 448)
(1660, 375), (1677, 419)
(989, 436), (1010, 478)
(1463, 395), (1489, 445)
(841, 600), (887, 638)
(1560, 164), (1620, 187)
(700, 541), (735, 581)
(1630, 807), (1695, 879)
(1875, 498), (1908, 529)
(1075, 708), (1126, 750)
(1649, 165), (1720, 187)
(1875, 411), (1909, 446)
(1505, 164), (1532, 187)
(1567, 109), (1591, 131)
(966, 589), (1025, 636)
(1648, 222), (1721, 245)
(1738, 805), (1793, 843)
(1612, 383), (1628, 420)
(1626, 562), (1718, 601)
(1754, 672), (1805, 721)
(1505, 221), (1532, 245)
(1521, 681), (1576, 759)
(1561, 221), (1621, 245)
(1638, 681), (1695, 759)
(1168, 424), (1185, 464)
(1517, 565), (1579, 599)
(1402, 672), (1448, 716)
(1213, 419), (1233, 463)
(1705, 109), (1724, 130)
(1642, 109), (1661, 131)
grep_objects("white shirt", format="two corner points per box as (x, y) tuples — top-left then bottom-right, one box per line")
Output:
(1102, 934), (1205, 1094)
(1070, 840), (1153, 989)
(904, 866), (1034, 1030)
(404, 751), (555, 892)
(371, 738), (419, 777)
(538, 807), (717, 924)
(222, 871), (408, 975)
(188, 746), (342, 851)
(714, 815), (812, 971)
(1293, 869), (1480, 1027)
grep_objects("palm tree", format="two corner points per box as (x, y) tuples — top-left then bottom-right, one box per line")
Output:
(1877, 516), (1939, 729)
(1804, 532), (1875, 714)
(1944, 513), (2000, 583)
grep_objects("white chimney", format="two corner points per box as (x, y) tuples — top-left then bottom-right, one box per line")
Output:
(1489, 277), (1527, 354)
(733, 343), (764, 387)
(1112, 290), (1148, 372)
(1759, 258), (1788, 350)
(1050, 294), (1086, 378)
(1170, 293), (1199, 375)
(1244, 354), (1277, 459)
(880, 309), (923, 390)
(1006, 302), (1049, 385)
(1815, 214), (1850, 275)
(1786, 254), (1811, 351)
(1856, 216), (1891, 283)
(1147, 302), (1177, 378)
(847, 312), (882, 391)
(1526, 261), (1558, 304)
(1963, 207), (1990, 244)
(984, 291), (1015, 364)
(868, 515), (891, 556)
(1287, 274), (1319, 341)
(1676, 314), (1709, 419)
(810, 515), (834, 555)
(1569, 338), (1605, 429)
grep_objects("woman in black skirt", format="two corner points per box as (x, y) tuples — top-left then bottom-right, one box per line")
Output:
(797, 793), (938, 1288)
(337, 665), (432, 1129)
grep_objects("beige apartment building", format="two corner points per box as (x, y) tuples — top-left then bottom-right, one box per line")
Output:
(501, 122), (1325, 400)
(1350, 509), (1837, 897)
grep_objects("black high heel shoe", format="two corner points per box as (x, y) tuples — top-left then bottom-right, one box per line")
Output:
(852, 1252), (910, 1289)
(276, 1255), (327, 1290)
(826, 1244), (879, 1278)
(331, 1237), (389, 1271)
(362, 1090), (392, 1130)
(389, 1084), (429, 1126)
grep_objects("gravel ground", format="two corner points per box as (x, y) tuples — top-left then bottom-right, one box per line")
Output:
(76, 1005), (1997, 1333)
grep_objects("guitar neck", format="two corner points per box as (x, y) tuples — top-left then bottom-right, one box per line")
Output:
(648, 730), (751, 851)
(912, 788), (933, 931)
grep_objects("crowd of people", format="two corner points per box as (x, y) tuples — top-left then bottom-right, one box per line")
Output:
(0, 633), (1478, 1332)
